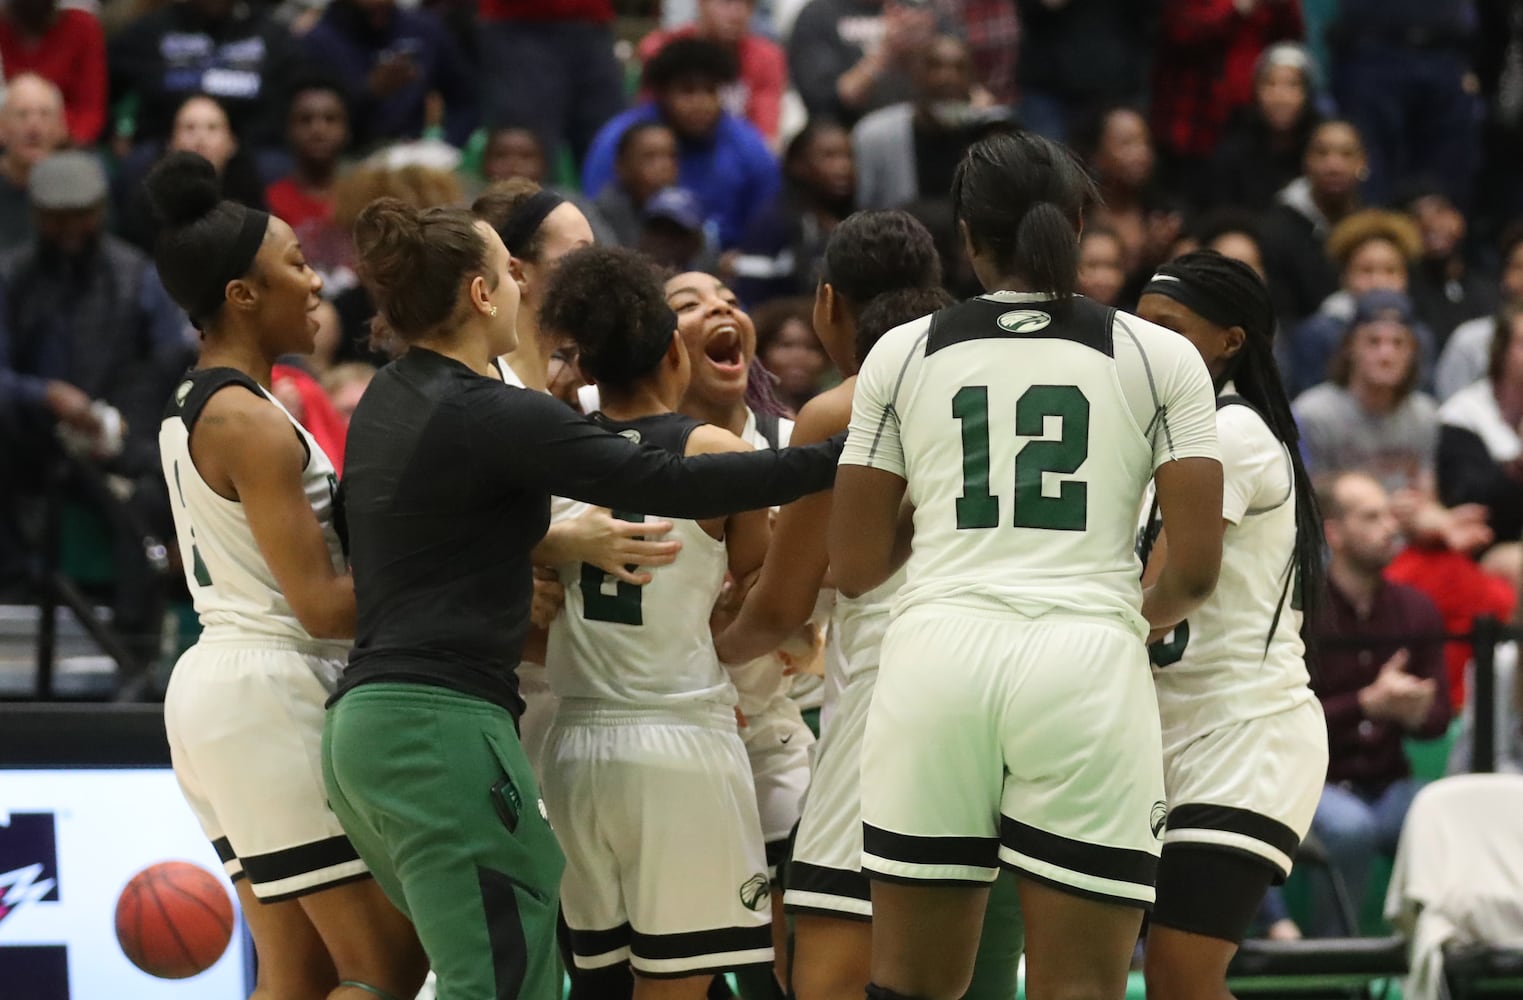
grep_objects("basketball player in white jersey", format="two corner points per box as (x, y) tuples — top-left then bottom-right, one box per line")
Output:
(146, 152), (426, 1000)
(830, 131), (1226, 1000)
(473, 183), (683, 782)
(535, 245), (775, 999)
(665, 269), (818, 989)
(1134, 252), (1328, 1000)
(713, 211), (951, 1000)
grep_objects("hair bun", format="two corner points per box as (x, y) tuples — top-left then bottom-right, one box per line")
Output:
(144, 152), (222, 228)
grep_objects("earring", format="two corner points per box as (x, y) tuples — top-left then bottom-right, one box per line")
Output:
(490, 305), (499, 317)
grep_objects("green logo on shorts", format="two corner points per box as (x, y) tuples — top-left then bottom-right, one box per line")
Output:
(1151, 802), (1169, 839)
(740, 873), (769, 911)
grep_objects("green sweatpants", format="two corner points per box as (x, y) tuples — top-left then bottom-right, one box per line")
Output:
(962, 868), (1026, 1000)
(322, 682), (566, 1000)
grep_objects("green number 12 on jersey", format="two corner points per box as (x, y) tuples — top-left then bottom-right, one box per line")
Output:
(953, 384), (1091, 531)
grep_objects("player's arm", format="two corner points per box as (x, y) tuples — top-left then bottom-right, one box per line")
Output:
(829, 340), (910, 599)
(685, 423), (772, 579)
(191, 390), (355, 639)
(1139, 335), (1224, 638)
(716, 386), (851, 664)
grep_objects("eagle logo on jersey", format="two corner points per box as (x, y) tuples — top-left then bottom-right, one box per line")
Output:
(739, 873), (769, 911)
(619, 429), (642, 445)
(1150, 802), (1169, 839)
(175, 380), (193, 407)
(996, 309), (1053, 334)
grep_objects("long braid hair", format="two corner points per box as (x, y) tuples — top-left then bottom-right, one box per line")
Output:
(1148, 251), (1324, 634)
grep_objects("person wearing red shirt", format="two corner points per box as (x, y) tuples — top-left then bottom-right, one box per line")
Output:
(265, 77), (352, 284)
(638, 0), (786, 144)
(0, 0), (107, 145)
(1152, 0), (1303, 192)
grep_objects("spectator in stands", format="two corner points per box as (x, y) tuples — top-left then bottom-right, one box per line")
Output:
(582, 38), (779, 249)
(934, 0), (1019, 105)
(1211, 42), (1323, 213)
(0, 152), (190, 642)
(788, 0), (942, 126)
(1294, 290), (1439, 494)
(1437, 301), (1523, 583)
(1473, 0), (1523, 244)
(1076, 226), (1126, 306)
(1286, 210), (1434, 398)
(107, 0), (300, 150)
(637, 185), (718, 272)
(1401, 184), (1497, 352)
(266, 76), (352, 284)
(300, 0), (477, 149)
(0, 0), (106, 146)
(1310, 471), (1451, 935)
(1152, 0), (1303, 196)
(852, 35), (1008, 211)
(752, 296), (828, 412)
(639, 0), (787, 145)
(1329, 0), (1481, 209)
(322, 360), (376, 426)
(1013, 0), (1158, 142)
(589, 121), (679, 247)
(1080, 104), (1181, 288)
(477, 0), (624, 167)
(271, 362), (350, 470)
(1437, 223), (1523, 401)
(1195, 210), (1269, 277)
(733, 119), (854, 307)
(0, 75), (68, 255)
(479, 125), (617, 246)
(119, 95), (267, 252)
(1261, 118), (1367, 326)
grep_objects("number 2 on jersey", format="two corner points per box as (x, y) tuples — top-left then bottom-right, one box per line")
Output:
(953, 384), (1090, 531)
(579, 511), (645, 625)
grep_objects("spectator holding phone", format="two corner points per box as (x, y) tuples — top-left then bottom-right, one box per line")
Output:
(301, 0), (478, 148)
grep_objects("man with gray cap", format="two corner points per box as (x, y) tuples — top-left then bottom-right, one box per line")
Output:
(0, 150), (189, 649)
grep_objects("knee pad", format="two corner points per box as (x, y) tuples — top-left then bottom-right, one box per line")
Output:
(339, 983), (405, 1000)
(866, 985), (933, 1000)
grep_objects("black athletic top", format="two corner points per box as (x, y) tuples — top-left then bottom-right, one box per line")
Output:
(335, 348), (842, 715)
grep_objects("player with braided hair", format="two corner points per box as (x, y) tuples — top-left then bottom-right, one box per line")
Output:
(1135, 250), (1328, 1000)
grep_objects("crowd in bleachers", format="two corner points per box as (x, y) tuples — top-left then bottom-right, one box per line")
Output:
(1, 0), (1521, 952)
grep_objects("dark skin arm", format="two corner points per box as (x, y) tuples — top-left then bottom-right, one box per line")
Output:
(829, 464), (913, 600)
(1141, 457), (1224, 640)
(716, 384), (851, 664)
(190, 388), (354, 639)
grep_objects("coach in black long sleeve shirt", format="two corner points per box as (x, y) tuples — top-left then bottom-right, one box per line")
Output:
(337, 347), (841, 715)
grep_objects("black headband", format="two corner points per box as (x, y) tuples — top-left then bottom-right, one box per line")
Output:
(192, 207), (270, 326)
(498, 190), (565, 258)
(1141, 268), (1243, 332)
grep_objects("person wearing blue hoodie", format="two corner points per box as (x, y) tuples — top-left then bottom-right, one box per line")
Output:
(582, 37), (780, 250)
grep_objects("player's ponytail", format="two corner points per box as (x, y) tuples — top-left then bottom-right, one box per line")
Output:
(951, 131), (1097, 303)
(1015, 202), (1082, 302)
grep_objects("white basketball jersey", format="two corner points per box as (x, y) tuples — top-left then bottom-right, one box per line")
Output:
(547, 412), (737, 707)
(730, 408), (802, 716)
(1141, 390), (1314, 737)
(841, 292), (1220, 635)
(159, 369), (347, 646)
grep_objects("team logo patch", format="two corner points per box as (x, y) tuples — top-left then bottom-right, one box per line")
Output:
(1150, 802), (1169, 839)
(996, 309), (1053, 334)
(619, 429), (642, 445)
(739, 873), (769, 911)
(175, 381), (193, 406)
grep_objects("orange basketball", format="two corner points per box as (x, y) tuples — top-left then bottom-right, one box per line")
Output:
(114, 861), (234, 979)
